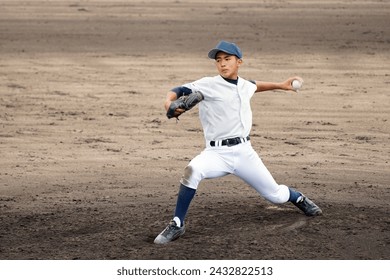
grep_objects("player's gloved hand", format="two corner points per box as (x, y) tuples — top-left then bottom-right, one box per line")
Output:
(166, 91), (204, 119)
(166, 105), (185, 119)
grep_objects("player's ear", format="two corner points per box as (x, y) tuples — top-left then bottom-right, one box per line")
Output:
(237, 58), (243, 67)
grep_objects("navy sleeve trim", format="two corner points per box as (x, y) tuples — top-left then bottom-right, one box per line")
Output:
(171, 86), (192, 98)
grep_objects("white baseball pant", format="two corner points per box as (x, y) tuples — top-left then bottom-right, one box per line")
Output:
(180, 141), (290, 204)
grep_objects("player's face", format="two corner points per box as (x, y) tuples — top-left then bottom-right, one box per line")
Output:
(215, 52), (242, 80)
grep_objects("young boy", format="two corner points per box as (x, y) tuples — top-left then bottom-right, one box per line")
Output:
(154, 40), (322, 245)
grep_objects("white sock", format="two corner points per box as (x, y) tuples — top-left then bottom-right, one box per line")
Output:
(173, 216), (181, 227)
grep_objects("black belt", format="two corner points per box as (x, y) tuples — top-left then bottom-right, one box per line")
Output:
(210, 136), (250, 147)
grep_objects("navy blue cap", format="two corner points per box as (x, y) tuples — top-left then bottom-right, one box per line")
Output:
(208, 40), (243, 59)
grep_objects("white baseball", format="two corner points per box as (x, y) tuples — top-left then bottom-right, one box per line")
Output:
(292, 79), (302, 91)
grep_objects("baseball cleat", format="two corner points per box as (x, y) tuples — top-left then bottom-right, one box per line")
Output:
(293, 195), (322, 216)
(154, 220), (185, 244)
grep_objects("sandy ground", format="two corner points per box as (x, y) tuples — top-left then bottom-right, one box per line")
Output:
(0, 0), (389, 260)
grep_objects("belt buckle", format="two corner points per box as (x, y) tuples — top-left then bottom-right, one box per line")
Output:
(227, 138), (238, 147)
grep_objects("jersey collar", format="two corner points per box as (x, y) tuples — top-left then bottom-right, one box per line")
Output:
(221, 75), (238, 85)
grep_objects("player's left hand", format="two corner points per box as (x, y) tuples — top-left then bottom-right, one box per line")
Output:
(166, 91), (204, 119)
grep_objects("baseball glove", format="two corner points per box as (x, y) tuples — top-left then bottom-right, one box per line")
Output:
(166, 91), (204, 119)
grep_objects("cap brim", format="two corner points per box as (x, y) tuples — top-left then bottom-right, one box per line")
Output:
(207, 48), (241, 59)
(207, 49), (220, 59)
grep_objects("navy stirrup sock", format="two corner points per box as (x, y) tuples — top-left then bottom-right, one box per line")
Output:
(288, 187), (302, 203)
(174, 184), (196, 227)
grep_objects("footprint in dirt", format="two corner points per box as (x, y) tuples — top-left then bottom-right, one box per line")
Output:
(268, 217), (308, 232)
(280, 218), (307, 232)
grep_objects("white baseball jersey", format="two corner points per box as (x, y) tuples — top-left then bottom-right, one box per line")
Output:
(183, 75), (257, 142)
(180, 75), (290, 204)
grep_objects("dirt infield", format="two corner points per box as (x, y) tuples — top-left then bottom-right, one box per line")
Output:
(0, 0), (389, 260)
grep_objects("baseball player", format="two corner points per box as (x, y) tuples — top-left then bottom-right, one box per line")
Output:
(154, 40), (322, 245)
